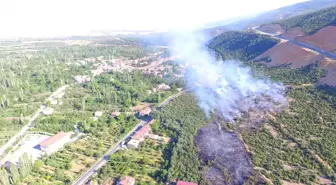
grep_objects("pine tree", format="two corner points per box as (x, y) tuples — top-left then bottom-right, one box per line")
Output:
(0, 169), (10, 185)
(9, 163), (20, 184)
(19, 153), (32, 178)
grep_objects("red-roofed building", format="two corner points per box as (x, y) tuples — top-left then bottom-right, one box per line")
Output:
(176, 181), (198, 185)
(38, 132), (71, 154)
(131, 125), (151, 142)
(111, 111), (121, 118)
(117, 176), (135, 185)
(138, 107), (151, 116)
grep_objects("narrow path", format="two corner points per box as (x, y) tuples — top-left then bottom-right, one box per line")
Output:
(0, 85), (68, 158)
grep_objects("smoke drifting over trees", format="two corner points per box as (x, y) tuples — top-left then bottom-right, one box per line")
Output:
(169, 32), (287, 121)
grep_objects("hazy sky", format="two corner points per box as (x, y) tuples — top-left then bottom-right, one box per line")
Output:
(0, 0), (307, 38)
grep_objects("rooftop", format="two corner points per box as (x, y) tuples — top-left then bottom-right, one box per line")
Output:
(132, 125), (151, 140)
(176, 181), (198, 185)
(139, 107), (151, 116)
(39, 132), (69, 147)
(118, 176), (135, 185)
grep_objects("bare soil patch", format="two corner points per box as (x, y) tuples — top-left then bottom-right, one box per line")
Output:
(319, 58), (336, 86)
(264, 124), (278, 138)
(282, 27), (305, 39)
(71, 163), (85, 173)
(287, 142), (297, 148)
(131, 103), (151, 112)
(258, 24), (285, 35)
(283, 164), (294, 171)
(318, 176), (333, 185)
(255, 42), (323, 68)
(296, 26), (336, 52)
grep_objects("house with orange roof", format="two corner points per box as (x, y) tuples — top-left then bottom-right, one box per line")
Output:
(176, 181), (198, 185)
(131, 125), (151, 142)
(117, 176), (135, 185)
(38, 132), (71, 154)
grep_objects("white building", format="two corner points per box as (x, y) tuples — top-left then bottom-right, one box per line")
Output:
(157, 83), (170, 91)
(127, 139), (140, 149)
(38, 132), (71, 154)
(50, 99), (58, 105)
(95, 111), (103, 117)
(42, 107), (54, 115)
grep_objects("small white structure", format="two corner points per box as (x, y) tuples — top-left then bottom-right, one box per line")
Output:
(157, 83), (170, 91)
(54, 92), (65, 99)
(50, 99), (58, 105)
(74, 75), (91, 84)
(38, 132), (71, 154)
(42, 107), (54, 115)
(94, 111), (103, 117)
(146, 134), (159, 140)
(127, 139), (140, 149)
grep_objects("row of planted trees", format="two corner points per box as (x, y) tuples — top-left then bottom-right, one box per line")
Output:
(0, 153), (33, 185)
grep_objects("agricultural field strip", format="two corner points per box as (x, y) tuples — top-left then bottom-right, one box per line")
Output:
(72, 91), (187, 185)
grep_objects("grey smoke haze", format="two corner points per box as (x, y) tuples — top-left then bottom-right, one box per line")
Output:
(170, 32), (287, 121)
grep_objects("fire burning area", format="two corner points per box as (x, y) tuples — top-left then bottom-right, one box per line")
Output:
(169, 31), (289, 184)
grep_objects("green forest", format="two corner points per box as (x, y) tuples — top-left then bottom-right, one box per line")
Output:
(275, 6), (336, 33)
(207, 31), (279, 61)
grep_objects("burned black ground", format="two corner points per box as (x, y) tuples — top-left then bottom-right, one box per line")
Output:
(195, 122), (253, 185)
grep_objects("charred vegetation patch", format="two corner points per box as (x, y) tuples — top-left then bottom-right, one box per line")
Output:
(195, 122), (254, 185)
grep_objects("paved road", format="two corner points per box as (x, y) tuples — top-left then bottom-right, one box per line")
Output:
(157, 89), (189, 108)
(72, 90), (188, 185)
(252, 26), (336, 60)
(71, 120), (146, 185)
(0, 85), (68, 157)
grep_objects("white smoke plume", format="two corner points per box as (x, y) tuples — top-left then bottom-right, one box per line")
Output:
(169, 31), (287, 121)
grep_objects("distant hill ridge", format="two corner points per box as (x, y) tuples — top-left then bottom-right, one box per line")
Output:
(274, 6), (336, 34)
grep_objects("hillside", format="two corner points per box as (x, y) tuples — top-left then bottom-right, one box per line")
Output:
(207, 31), (279, 61)
(200, 28), (336, 184)
(202, 0), (336, 33)
(252, 6), (336, 86)
(275, 6), (336, 34)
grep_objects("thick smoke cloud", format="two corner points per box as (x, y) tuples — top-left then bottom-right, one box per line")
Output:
(169, 31), (287, 121)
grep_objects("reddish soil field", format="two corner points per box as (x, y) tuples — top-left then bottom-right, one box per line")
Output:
(282, 27), (305, 39)
(255, 41), (323, 68)
(296, 26), (336, 52)
(258, 24), (285, 34)
(319, 58), (336, 86)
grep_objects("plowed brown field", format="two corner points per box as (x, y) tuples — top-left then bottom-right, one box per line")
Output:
(255, 41), (323, 68)
(282, 27), (305, 39)
(296, 26), (336, 52)
(258, 24), (285, 34)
